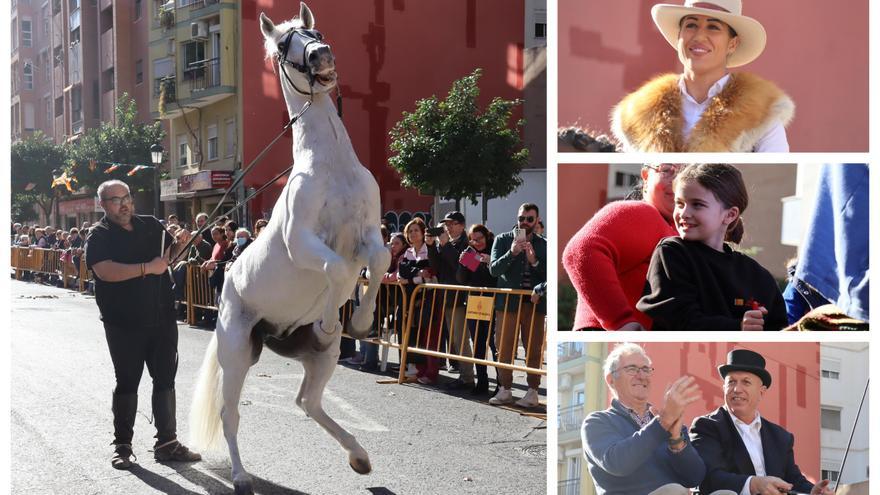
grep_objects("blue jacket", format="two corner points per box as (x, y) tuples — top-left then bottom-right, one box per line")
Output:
(489, 230), (547, 313)
(581, 399), (706, 495)
(791, 164), (869, 321)
(690, 407), (813, 494)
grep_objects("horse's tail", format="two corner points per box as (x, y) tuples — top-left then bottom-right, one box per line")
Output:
(188, 334), (224, 452)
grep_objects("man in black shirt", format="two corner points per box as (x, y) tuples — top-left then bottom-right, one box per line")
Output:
(85, 180), (201, 469)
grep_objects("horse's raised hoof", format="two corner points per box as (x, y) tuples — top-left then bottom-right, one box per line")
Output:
(349, 453), (372, 475)
(233, 479), (254, 495)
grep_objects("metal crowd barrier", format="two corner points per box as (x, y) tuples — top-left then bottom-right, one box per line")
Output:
(11, 246), (92, 292)
(398, 283), (547, 384)
(184, 263), (218, 324)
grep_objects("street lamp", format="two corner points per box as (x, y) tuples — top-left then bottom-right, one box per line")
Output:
(150, 143), (164, 218)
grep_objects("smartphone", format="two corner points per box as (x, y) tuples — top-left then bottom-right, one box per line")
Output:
(514, 228), (526, 242)
(427, 227), (445, 236)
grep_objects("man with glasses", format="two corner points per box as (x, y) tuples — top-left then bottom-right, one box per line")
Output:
(581, 343), (727, 495)
(85, 180), (201, 470)
(488, 203), (546, 407)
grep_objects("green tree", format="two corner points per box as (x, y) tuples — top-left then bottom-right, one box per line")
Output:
(67, 94), (165, 196)
(388, 69), (529, 220)
(10, 132), (69, 222)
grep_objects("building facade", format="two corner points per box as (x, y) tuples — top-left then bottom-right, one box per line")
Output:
(819, 343), (870, 488)
(148, 0), (239, 224)
(11, 0), (156, 228)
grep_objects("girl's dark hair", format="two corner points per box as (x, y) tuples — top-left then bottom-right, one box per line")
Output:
(674, 164), (749, 243)
(468, 224), (494, 250)
(390, 232), (410, 252)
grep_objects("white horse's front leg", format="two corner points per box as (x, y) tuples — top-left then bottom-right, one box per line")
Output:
(349, 226), (391, 338)
(286, 227), (347, 346)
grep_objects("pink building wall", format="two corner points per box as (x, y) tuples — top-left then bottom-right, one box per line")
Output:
(559, 0), (869, 152)
(558, 165), (607, 283)
(609, 342), (821, 483)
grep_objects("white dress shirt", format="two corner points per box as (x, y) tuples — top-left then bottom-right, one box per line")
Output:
(678, 75), (790, 152)
(729, 410), (765, 495)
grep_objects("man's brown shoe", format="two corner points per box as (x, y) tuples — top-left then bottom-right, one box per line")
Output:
(111, 444), (135, 470)
(154, 439), (202, 462)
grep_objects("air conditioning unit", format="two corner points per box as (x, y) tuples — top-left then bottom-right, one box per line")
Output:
(190, 21), (208, 39)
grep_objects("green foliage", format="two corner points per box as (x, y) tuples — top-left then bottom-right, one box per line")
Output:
(10, 132), (69, 221)
(66, 94), (165, 193)
(388, 69), (528, 205)
(558, 282), (577, 331)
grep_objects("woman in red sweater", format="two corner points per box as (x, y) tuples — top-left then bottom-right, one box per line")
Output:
(562, 164), (679, 330)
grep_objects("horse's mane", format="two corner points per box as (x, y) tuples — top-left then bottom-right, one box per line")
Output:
(263, 18), (305, 61)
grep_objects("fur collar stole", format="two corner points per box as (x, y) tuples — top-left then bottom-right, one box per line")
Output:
(611, 72), (795, 152)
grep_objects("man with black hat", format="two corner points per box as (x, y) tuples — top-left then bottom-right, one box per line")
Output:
(425, 211), (475, 389)
(691, 349), (834, 495)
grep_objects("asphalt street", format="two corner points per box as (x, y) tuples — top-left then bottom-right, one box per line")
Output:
(10, 280), (547, 495)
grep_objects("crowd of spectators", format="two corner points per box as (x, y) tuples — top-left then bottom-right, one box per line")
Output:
(13, 204), (548, 407)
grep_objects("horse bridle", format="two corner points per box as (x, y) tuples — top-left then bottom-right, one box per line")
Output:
(275, 27), (325, 97)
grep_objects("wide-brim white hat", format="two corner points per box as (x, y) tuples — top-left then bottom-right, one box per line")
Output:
(651, 0), (766, 68)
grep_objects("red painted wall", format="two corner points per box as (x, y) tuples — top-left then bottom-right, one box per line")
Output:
(559, 0), (869, 152)
(241, 0), (525, 221)
(558, 165), (607, 283)
(609, 342), (821, 484)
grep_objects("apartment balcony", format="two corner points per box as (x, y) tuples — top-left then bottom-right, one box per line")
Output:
(72, 118), (83, 135)
(558, 405), (585, 436)
(68, 43), (82, 86)
(558, 478), (581, 495)
(183, 58), (220, 92)
(100, 28), (115, 72)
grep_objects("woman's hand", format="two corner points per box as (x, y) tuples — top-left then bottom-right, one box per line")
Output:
(480, 253), (490, 263)
(742, 307), (768, 331)
(614, 321), (646, 331)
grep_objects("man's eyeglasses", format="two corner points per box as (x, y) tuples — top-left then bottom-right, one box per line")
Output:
(645, 164), (682, 179)
(518, 215), (535, 223)
(612, 365), (655, 376)
(102, 194), (133, 206)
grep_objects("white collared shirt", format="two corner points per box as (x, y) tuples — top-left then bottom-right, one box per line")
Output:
(729, 410), (765, 495)
(678, 75), (789, 152)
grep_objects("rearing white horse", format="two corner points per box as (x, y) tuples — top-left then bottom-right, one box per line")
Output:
(189, 4), (390, 494)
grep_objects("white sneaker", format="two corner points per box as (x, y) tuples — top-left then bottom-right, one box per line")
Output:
(404, 364), (418, 378)
(515, 388), (540, 408)
(488, 387), (514, 405)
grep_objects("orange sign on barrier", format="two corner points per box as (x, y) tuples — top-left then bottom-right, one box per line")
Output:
(465, 295), (494, 322)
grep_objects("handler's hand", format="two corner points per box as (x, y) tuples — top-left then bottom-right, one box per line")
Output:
(146, 256), (169, 275)
(749, 475), (793, 495)
(811, 479), (834, 495)
(742, 307), (768, 331)
(658, 376), (701, 430)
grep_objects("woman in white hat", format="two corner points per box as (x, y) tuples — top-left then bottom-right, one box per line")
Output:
(611, 0), (794, 152)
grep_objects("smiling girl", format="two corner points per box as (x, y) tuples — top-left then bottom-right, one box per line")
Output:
(637, 164), (786, 330)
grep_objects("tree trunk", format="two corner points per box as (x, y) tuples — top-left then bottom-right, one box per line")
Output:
(481, 192), (489, 225)
(432, 190), (441, 226)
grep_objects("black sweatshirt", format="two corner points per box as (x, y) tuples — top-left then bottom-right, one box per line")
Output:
(636, 237), (786, 330)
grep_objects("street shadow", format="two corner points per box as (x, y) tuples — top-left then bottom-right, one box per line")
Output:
(167, 462), (312, 495)
(128, 464), (202, 495)
(366, 488), (397, 495)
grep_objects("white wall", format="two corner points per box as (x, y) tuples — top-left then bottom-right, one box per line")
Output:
(820, 343), (870, 486)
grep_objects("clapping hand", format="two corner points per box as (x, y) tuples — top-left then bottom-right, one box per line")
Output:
(657, 376), (701, 430)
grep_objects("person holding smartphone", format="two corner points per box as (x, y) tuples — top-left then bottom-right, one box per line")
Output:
(489, 203), (546, 408)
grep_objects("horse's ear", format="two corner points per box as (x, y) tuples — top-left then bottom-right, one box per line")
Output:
(259, 12), (275, 38)
(299, 2), (315, 30)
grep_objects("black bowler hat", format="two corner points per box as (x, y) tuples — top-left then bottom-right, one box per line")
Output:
(718, 349), (772, 388)
(442, 211), (465, 224)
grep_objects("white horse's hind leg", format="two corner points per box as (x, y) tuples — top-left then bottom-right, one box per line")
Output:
(299, 347), (372, 474)
(349, 227), (392, 338)
(215, 299), (260, 495)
